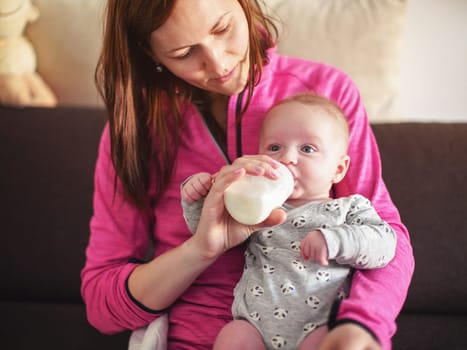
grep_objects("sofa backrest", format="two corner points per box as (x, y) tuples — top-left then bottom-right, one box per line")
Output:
(1, 107), (466, 316)
(0, 107), (106, 303)
(372, 122), (467, 314)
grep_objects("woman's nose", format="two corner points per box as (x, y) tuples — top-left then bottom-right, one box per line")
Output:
(203, 44), (227, 75)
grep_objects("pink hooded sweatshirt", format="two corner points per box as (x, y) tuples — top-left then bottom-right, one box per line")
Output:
(81, 50), (414, 350)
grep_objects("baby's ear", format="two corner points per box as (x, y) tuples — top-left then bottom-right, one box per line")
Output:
(333, 155), (350, 184)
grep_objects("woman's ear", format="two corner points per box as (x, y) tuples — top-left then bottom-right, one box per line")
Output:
(333, 155), (350, 184)
(138, 40), (160, 63)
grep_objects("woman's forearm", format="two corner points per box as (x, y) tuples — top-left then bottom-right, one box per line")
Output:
(128, 235), (217, 310)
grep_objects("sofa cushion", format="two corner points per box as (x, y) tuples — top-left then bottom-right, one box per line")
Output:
(393, 313), (467, 350)
(372, 123), (467, 313)
(1, 301), (130, 350)
(0, 106), (106, 301)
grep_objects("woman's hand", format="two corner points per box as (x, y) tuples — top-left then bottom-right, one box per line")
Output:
(318, 324), (382, 350)
(191, 155), (286, 258)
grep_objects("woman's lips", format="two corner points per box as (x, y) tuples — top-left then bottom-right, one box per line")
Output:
(211, 64), (238, 83)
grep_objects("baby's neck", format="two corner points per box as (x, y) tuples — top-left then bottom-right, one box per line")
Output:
(286, 195), (332, 208)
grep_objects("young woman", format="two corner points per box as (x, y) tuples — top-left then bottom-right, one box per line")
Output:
(80, 1), (414, 349)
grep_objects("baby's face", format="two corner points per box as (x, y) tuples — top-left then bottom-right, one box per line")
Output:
(259, 101), (348, 205)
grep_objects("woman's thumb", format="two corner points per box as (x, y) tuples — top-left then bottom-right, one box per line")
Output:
(255, 208), (287, 229)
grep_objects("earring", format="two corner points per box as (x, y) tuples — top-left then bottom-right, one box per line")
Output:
(155, 64), (163, 73)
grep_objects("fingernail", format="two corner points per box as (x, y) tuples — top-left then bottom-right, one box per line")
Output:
(254, 166), (264, 173)
(271, 169), (281, 178)
(270, 159), (281, 167)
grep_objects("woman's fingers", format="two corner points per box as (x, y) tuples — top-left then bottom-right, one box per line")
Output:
(193, 157), (286, 256)
(204, 167), (245, 213)
(229, 155), (281, 179)
(256, 208), (287, 228)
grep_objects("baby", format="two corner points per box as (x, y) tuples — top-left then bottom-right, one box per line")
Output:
(181, 93), (396, 350)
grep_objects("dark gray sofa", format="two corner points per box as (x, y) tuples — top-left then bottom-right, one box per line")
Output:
(1, 106), (466, 349)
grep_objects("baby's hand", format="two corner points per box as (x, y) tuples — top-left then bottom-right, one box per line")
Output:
(300, 230), (329, 266)
(181, 172), (213, 202)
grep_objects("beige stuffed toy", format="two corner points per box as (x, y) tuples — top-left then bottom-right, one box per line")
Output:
(0, 0), (56, 107)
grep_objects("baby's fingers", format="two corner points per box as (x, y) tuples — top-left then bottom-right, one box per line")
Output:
(182, 172), (212, 202)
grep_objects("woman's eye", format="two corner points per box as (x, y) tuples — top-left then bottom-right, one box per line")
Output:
(216, 23), (231, 35)
(301, 145), (315, 153)
(175, 49), (193, 60)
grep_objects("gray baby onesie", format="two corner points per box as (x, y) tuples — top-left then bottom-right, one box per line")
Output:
(182, 194), (396, 350)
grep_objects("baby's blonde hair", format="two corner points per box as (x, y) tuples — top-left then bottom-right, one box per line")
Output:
(270, 92), (349, 149)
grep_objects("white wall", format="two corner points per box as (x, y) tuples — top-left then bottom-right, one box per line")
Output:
(400, 0), (467, 121)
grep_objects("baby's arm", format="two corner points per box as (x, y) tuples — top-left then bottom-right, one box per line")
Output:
(180, 172), (213, 234)
(300, 230), (330, 266)
(319, 194), (397, 269)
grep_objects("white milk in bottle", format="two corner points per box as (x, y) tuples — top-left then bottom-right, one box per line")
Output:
(224, 163), (294, 225)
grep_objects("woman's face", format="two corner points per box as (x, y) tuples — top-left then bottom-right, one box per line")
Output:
(150, 0), (250, 96)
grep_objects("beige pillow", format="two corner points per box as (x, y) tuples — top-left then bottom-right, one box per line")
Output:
(265, 0), (407, 121)
(26, 0), (407, 120)
(26, 0), (104, 107)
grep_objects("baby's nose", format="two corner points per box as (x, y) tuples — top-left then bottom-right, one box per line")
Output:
(281, 149), (298, 165)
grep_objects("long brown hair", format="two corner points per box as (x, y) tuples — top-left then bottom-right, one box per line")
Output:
(95, 0), (278, 208)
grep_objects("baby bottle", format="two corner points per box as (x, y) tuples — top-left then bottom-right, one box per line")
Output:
(224, 163), (294, 225)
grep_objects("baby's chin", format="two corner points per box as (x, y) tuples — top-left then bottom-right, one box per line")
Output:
(287, 191), (331, 207)
(285, 193), (307, 207)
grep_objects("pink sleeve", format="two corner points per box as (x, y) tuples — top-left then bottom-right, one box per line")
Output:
(80, 125), (162, 334)
(330, 76), (415, 350)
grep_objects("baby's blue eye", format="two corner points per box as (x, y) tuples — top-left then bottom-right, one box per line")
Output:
(270, 144), (280, 152)
(301, 145), (315, 153)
